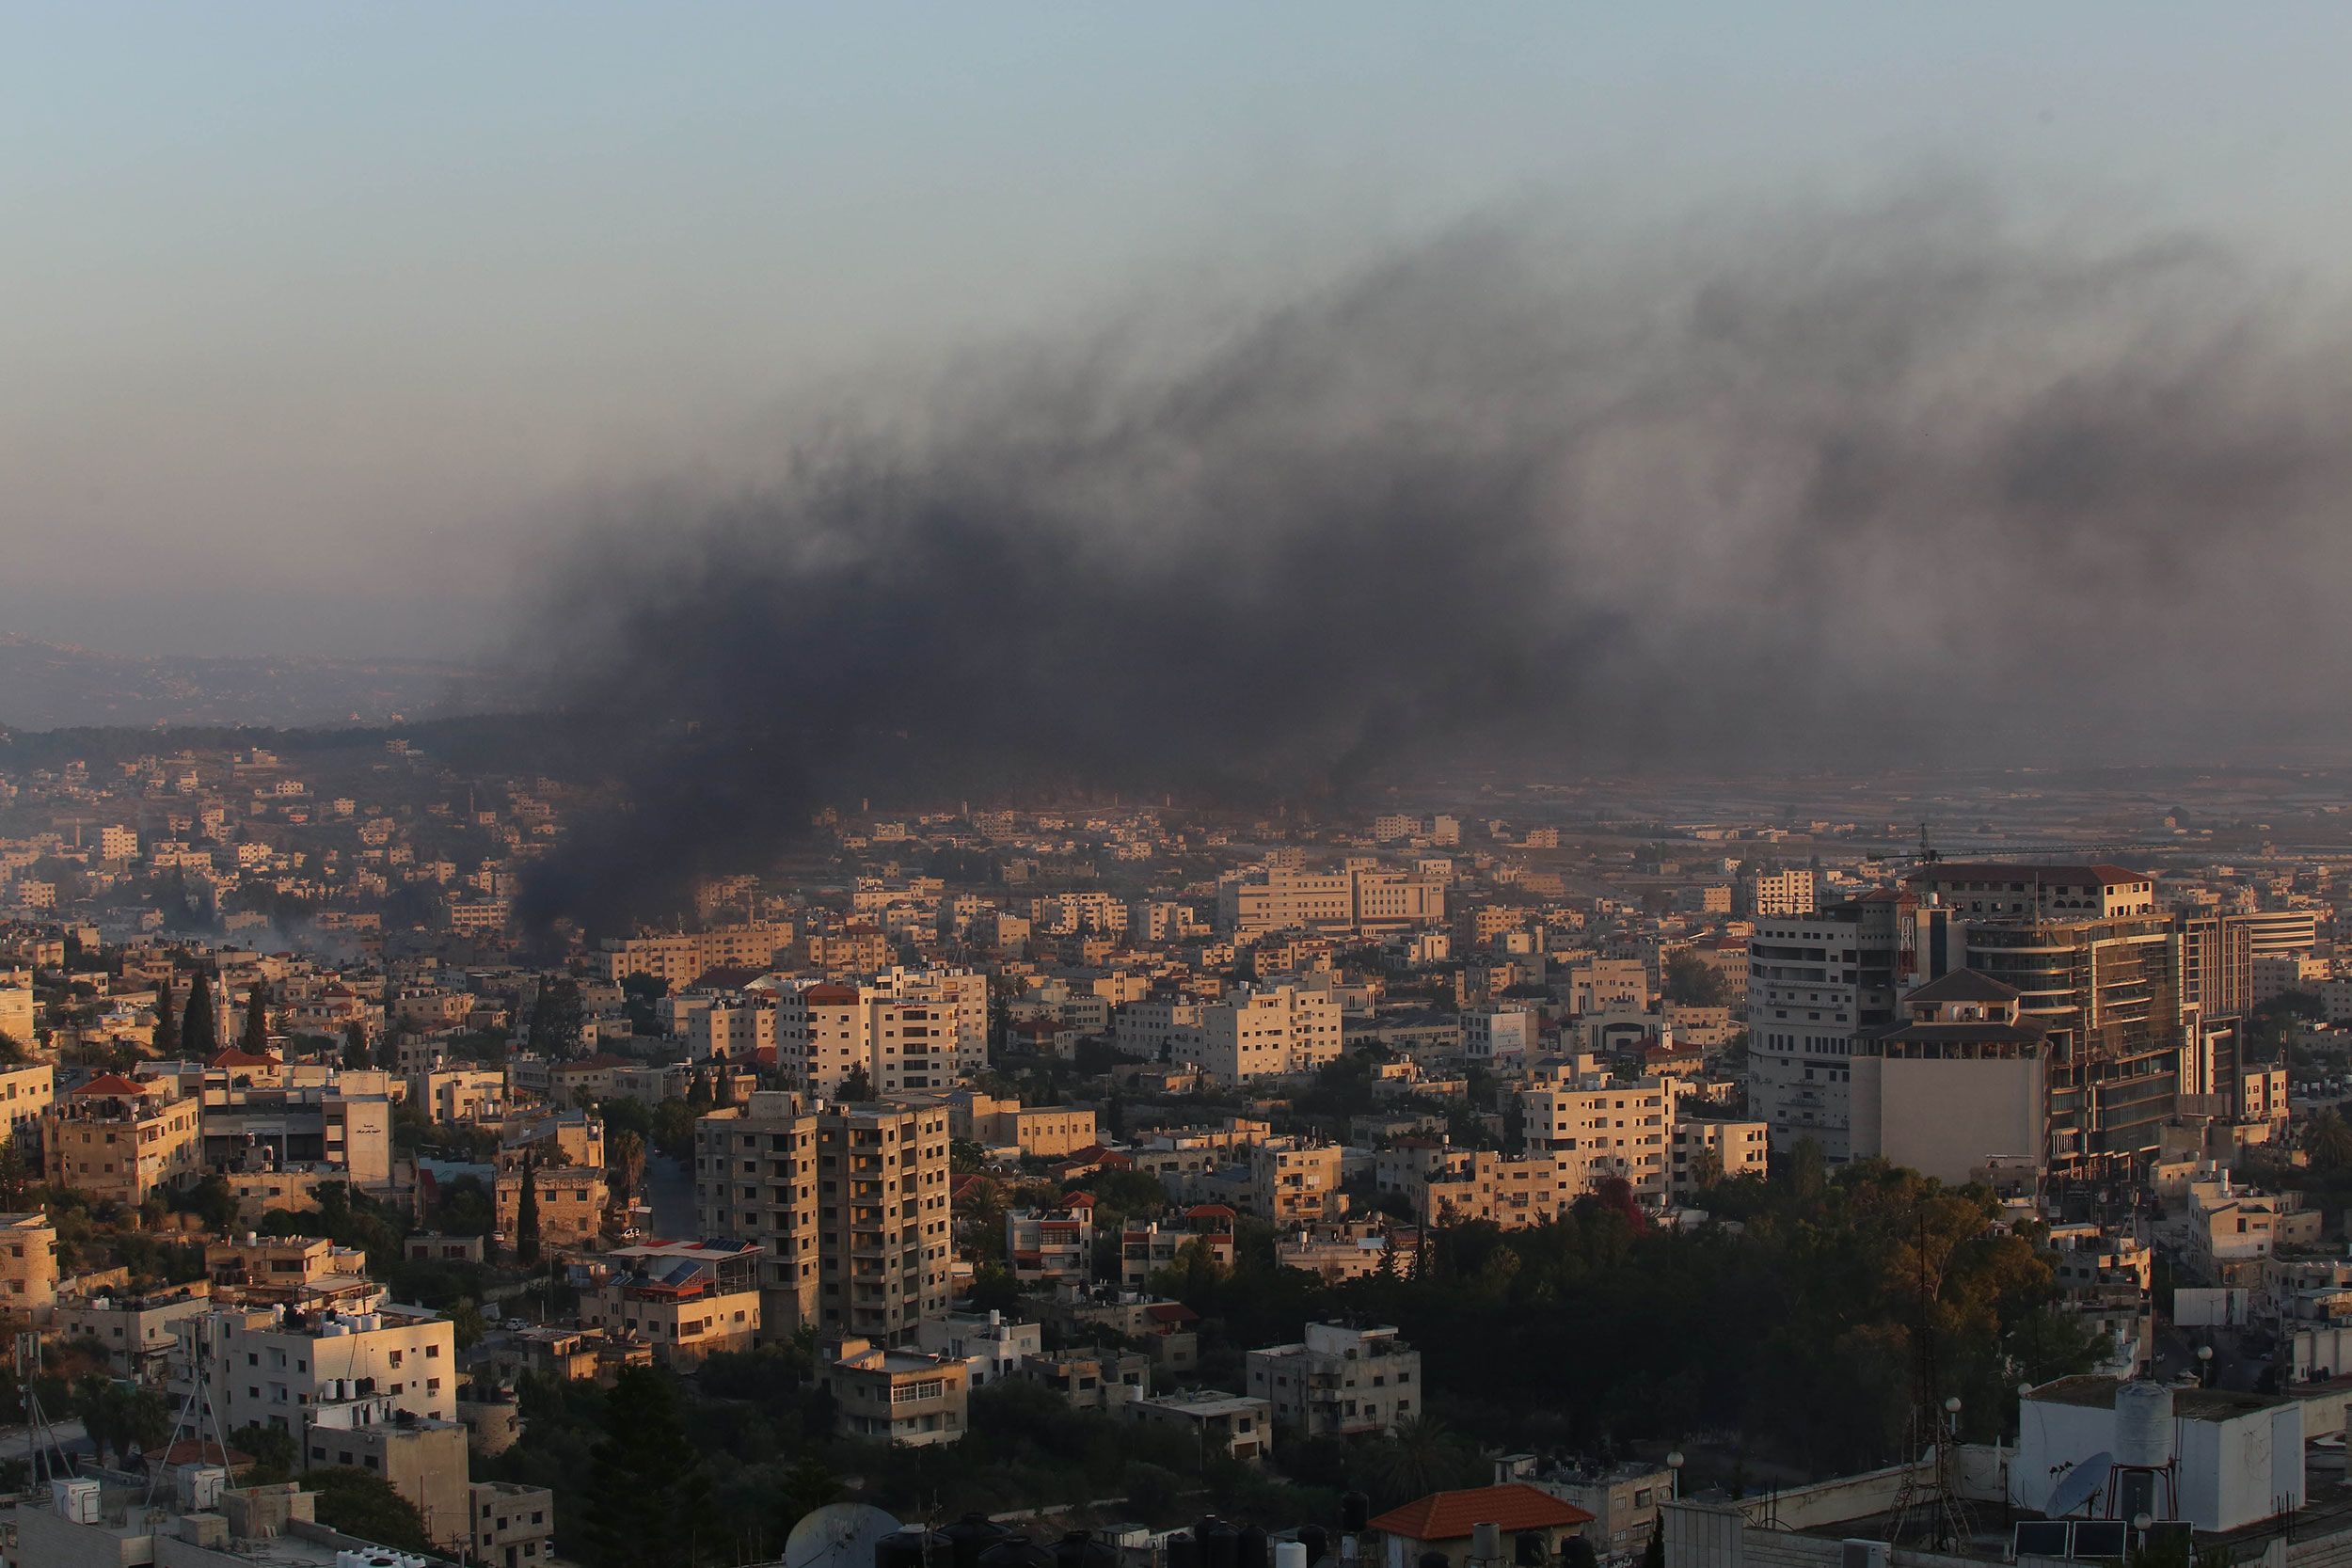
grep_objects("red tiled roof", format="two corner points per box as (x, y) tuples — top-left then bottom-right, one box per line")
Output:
(1142, 1301), (1198, 1324)
(1368, 1484), (1596, 1543)
(208, 1048), (280, 1069)
(803, 983), (860, 1005)
(75, 1072), (149, 1098)
(1059, 1191), (1099, 1209)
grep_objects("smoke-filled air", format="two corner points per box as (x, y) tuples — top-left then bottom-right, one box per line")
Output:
(518, 189), (2352, 933)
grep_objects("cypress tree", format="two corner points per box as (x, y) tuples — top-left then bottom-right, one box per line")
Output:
(182, 972), (219, 1058)
(151, 979), (180, 1057)
(240, 982), (271, 1055)
(515, 1153), (541, 1266)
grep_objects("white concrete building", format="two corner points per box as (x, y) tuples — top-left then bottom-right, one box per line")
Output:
(1245, 1322), (1421, 1437)
(1191, 985), (1343, 1085)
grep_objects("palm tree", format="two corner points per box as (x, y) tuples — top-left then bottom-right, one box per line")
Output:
(611, 1131), (647, 1201)
(1366, 1415), (1475, 1507)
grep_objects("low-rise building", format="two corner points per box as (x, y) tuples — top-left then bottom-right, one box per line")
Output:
(0, 1211), (57, 1317)
(40, 1073), (200, 1205)
(1123, 1388), (1275, 1463)
(912, 1307), (1042, 1389)
(821, 1335), (969, 1447)
(1246, 1321), (1422, 1437)
(1024, 1345), (1151, 1411)
(496, 1164), (609, 1251)
(1368, 1482), (1597, 1568)
(579, 1240), (762, 1368)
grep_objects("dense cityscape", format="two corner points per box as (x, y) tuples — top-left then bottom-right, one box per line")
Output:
(0, 728), (2349, 1567)
(15, 8), (2352, 1568)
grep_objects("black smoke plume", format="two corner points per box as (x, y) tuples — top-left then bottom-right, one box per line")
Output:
(518, 188), (2352, 933)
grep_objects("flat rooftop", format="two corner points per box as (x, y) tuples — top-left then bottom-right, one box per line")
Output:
(2029, 1375), (2288, 1419)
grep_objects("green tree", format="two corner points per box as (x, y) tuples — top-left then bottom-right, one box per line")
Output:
(611, 1131), (647, 1201)
(151, 983), (179, 1057)
(239, 982), (272, 1055)
(2306, 1108), (2352, 1173)
(75, 1375), (169, 1467)
(516, 1154), (542, 1266)
(342, 1024), (373, 1072)
(181, 971), (219, 1058)
(584, 1369), (711, 1568)
(1663, 951), (1729, 1008)
(308, 1466), (434, 1551)
(839, 1064), (874, 1102)
(230, 1421), (298, 1482)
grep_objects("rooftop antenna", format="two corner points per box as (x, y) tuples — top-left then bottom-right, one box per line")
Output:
(1886, 1208), (1976, 1552)
(16, 1331), (73, 1488)
(147, 1313), (238, 1506)
(1917, 821), (1939, 864)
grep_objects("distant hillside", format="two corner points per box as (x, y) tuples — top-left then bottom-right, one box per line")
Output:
(0, 635), (525, 731)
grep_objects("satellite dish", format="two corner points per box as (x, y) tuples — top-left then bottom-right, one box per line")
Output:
(787, 1503), (903, 1568)
(2044, 1453), (2115, 1519)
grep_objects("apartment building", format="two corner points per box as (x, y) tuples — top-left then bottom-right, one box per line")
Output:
(580, 1240), (762, 1368)
(415, 1067), (506, 1124)
(1751, 868), (1819, 917)
(301, 1385), (472, 1553)
(1461, 1006), (1536, 1066)
(769, 970), (987, 1096)
(1745, 895), (1902, 1161)
(1113, 998), (1203, 1062)
(0, 1062), (51, 1153)
(1381, 1142), (1574, 1229)
(1518, 1069), (1678, 1205)
(41, 1073), (201, 1205)
(1276, 1219), (1419, 1282)
(1669, 1118), (1770, 1196)
(693, 1092), (953, 1346)
(1022, 1344), (1152, 1411)
(1249, 1138), (1344, 1223)
(0, 972), (32, 1046)
(913, 1307), (1043, 1389)
(1192, 985), (1343, 1085)
(1246, 1322), (1422, 1437)
(1120, 1212), (1236, 1289)
(821, 1336), (968, 1446)
(56, 1281), (213, 1377)
(600, 921), (795, 986)
(1007, 1207), (1093, 1287)
(1218, 864), (1445, 938)
(176, 1292), (459, 1433)
(496, 1164), (608, 1251)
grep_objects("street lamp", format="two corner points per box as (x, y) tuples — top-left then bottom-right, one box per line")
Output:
(2198, 1345), (2215, 1386)
(1945, 1396), (1963, 1436)
(1666, 1451), (1685, 1501)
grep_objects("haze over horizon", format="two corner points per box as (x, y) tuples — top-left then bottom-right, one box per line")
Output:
(8, 5), (2352, 667)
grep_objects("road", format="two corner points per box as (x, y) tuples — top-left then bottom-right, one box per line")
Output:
(644, 1153), (696, 1240)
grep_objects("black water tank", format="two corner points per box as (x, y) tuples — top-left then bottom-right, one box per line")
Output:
(1167, 1534), (1203, 1568)
(946, 1515), (1011, 1568)
(1054, 1532), (1119, 1568)
(1236, 1524), (1270, 1568)
(1296, 1526), (1330, 1567)
(879, 1531), (935, 1568)
(1196, 1517), (1240, 1568)
(1561, 1538), (1598, 1568)
(1340, 1495), (1372, 1534)
(978, 1535), (1055, 1568)
(1419, 1552), (1451, 1568)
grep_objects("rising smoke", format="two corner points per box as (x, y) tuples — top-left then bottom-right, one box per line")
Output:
(517, 186), (2352, 933)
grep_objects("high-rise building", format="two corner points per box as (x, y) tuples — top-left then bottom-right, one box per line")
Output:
(1188, 984), (1343, 1085)
(694, 1091), (952, 1346)
(1743, 895), (1902, 1161)
(1906, 863), (2180, 1173)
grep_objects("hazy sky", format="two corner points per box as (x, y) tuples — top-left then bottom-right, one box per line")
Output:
(5, 4), (2349, 658)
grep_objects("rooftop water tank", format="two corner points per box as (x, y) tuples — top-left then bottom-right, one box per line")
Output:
(2115, 1380), (2174, 1468)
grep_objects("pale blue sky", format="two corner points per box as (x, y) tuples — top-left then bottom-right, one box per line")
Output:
(4, 4), (2348, 657)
